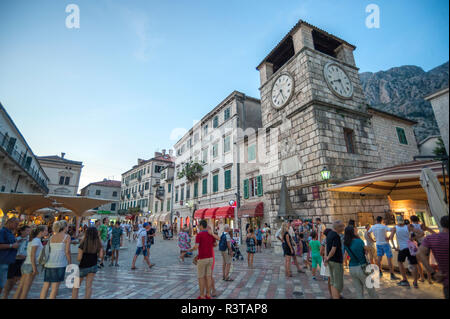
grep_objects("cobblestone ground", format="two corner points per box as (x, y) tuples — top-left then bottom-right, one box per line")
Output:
(16, 234), (444, 299)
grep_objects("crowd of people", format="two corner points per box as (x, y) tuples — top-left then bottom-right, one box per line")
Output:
(1, 213), (448, 300)
(271, 215), (448, 299)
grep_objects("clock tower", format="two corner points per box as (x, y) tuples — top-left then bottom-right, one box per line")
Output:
(257, 20), (386, 224)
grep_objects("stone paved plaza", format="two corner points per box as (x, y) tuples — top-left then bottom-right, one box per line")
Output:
(15, 234), (444, 299)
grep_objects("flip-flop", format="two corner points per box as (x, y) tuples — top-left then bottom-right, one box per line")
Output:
(225, 278), (234, 281)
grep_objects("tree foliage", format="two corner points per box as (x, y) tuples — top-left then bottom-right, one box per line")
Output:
(177, 161), (205, 182)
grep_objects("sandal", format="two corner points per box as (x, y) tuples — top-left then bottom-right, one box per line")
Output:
(225, 277), (234, 281)
(131, 267), (137, 270)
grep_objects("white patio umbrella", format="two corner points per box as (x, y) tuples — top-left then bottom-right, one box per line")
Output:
(420, 167), (449, 231)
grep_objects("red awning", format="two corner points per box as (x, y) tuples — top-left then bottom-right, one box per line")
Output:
(215, 206), (235, 219)
(194, 208), (207, 219)
(204, 207), (219, 219)
(238, 202), (263, 218)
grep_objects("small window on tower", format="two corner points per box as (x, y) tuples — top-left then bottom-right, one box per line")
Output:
(344, 128), (355, 154)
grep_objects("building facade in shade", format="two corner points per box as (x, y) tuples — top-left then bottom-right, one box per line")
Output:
(119, 150), (174, 218)
(425, 87), (449, 155)
(0, 103), (49, 194)
(418, 135), (442, 156)
(172, 91), (261, 232)
(37, 153), (83, 196)
(149, 163), (174, 231)
(80, 179), (121, 222)
(253, 20), (421, 228)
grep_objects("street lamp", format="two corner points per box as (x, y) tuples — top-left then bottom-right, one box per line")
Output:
(320, 166), (331, 186)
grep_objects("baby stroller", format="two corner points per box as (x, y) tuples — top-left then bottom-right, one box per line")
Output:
(231, 239), (244, 261)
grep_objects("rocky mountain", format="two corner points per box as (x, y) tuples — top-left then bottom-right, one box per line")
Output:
(359, 61), (449, 143)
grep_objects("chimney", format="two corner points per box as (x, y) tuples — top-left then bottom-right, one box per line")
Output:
(137, 158), (144, 165)
(154, 151), (162, 157)
(162, 149), (166, 155)
(169, 149), (173, 156)
(61, 152), (66, 159)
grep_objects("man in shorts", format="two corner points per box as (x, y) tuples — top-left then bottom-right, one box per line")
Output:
(367, 216), (399, 280)
(218, 224), (233, 281)
(0, 218), (19, 295)
(131, 223), (154, 270)
(389, 219), (419, 288)
(324, 220), (345, 299)
(98, 217), (109, 268)
(110, 221), (123, 267)
(189, 220), (219, 299)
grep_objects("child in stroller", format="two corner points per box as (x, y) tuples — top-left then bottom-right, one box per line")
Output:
(231, 239), (244, 261)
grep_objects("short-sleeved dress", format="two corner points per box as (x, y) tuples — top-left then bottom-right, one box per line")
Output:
(178, 232), (191, 252)
(246, 236), (256, 254)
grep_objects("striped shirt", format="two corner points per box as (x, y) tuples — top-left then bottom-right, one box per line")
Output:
(422, 232), (449, 287)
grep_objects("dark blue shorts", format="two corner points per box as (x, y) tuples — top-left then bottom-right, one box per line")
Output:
(135, 247), (148, 256)
(79, 265), (98, 278)
(44, 267), (66, 283)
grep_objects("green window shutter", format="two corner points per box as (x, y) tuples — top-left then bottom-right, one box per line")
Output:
(161, 201), (164, 212)
(175, 190), (178, 202)
(194, 182), (198, 198)
(244, 179), (249, 199)
(167, 199), (170, 211)
(155, 202), (158, 212)
(396, 127), (408, 145)
(168, 183), (171, 193)
(225, 170), (231, 189)
(213, 175), (219, 193)
(257, 175), (263, 196)
(202, 178), (208, 195)
(248, 144), (256, 161)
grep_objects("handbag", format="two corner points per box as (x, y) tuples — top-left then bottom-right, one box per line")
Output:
(38, 236), (52, 266)
(320, 259), (330, 277)
(346, 244), (370, 276)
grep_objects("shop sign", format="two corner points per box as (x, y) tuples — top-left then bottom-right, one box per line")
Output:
(312, 186), (320, 200)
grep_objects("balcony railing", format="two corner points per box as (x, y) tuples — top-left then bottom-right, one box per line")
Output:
(0, 130), (49, 193)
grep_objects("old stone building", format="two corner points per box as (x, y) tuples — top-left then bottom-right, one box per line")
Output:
(254, 20), (421, 227)
(173, 91), (261, 232)
(119, 150), (175, 218)
(37, 153), (83, 196)
(149, 163), (174, 231)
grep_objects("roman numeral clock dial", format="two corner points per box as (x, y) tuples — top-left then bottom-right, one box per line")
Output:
(324, 62), (354, 99)
(271, 73), (294, 109)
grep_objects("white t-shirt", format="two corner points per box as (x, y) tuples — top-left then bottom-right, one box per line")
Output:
(316, 223), (325, 241)
(395, 225), (410, 250)
(368, 224), (392, 245)
(136, 229), (147, 248)
(275, 228), (282, 240)
(24, 237), (43, 265)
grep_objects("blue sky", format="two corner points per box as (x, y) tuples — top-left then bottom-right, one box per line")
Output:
(0, 0), (448, 190)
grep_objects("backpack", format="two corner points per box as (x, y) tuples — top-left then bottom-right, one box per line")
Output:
(38, 236), (52, 266)
(219, 233), (228, 251)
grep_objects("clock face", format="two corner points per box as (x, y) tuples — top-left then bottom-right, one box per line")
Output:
(324, 63), (354, 99)
(271, 73), (294, 109)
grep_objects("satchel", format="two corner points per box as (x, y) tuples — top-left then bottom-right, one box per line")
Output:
(38, 236), (52, 266)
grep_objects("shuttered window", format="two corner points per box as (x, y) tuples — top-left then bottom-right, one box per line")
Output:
(213, 174), (219, 193)
(244, 179), (249, 199)
(224, 170), (231, 190)
(202, 178), (208, 195)
(194, 182), (198, 198)
(257, 175), (263, 196)
(396, 127), (408, 145)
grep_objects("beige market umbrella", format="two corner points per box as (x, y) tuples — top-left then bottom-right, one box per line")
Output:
(420, 167), (449, 231)
(329, 160), (448, 201)
(0, 193), (54, 215)
(47, 195), (113, 217)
